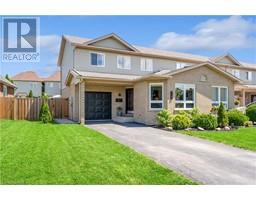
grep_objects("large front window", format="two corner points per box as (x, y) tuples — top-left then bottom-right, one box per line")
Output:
(90, 52), (105, 67)
(149, 83), (163, 110)
(175, 83), (195, 109)
(212, 86), (228, 107)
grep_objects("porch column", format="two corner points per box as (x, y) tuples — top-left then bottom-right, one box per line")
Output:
(242, 89), (246, 107)
(79, 80), (85, 124)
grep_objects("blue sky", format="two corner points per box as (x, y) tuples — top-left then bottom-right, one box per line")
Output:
(1, 15), (255, 77)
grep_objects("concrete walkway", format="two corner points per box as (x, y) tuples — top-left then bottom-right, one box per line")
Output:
(86, 122), (256, 185)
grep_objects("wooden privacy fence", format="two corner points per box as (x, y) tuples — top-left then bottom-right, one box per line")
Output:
(0, 97), (69, 120)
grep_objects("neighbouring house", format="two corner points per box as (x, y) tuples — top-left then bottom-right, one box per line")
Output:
(57, 33), (256, 125)
(12, 71), (61, 97)
(0, 76), (16, 97)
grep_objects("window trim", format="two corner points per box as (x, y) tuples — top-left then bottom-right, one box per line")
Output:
(90, 52), (105, 67)
(176, 62), (189, 69)
(175, 83), (195, 110)
(141, 58), (153, 72)
(149, 82), (164, 111)
(212, 86), (228, 108)
(3, 85), (7, 97)
(117, 55), (131, 70)
(231, 69), (240, 78)
(246, 71), (252, 81)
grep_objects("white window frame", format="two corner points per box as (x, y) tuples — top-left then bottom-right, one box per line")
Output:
(49, 82), (54, 88)
(231, 69), (240, 78)
(117, 55), (131, 70)
(141, 58), (153, 72)
(176, 62), (189, 69)
(175, 83), (195, 110)
(246, 71), (252, 81)
(212, 86), (228, 108)
(90, 52), (105, 67)
(149, 83), (164, 111)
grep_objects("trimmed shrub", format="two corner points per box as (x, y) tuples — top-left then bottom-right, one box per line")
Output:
(172, 114), (192, 130)
(39, 100), (52, 123)
(227, 109), (249, 126)
(217, 102), (228, 127)
(193, 114), (218, 130)
(244, 121), (253, 127)
(246, 104), (256, 122)
(157, 109), (172, 127)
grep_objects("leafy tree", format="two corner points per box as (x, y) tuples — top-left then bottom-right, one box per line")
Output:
(217, 102), (229, 127)
(5, 74), (14, 83)
(28, 90), (33, 98)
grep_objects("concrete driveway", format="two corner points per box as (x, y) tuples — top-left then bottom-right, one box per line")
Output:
(86, 122), (256, 185)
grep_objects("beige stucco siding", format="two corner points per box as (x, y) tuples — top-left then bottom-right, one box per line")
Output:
(134, 80), (168, 125)
(169, 65), (235, 113)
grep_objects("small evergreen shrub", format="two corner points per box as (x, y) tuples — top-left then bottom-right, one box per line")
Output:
(28, 90), (33, 98)
(157, 109), (173, 127)
(244, 121), (253, 127)
(227, 109), (249, 126)
(193, 114), (218, 130)
(172, 114), (192, 130)
(246, 104), (256, 122)
(217, 102), (229, 127)
(39, 100), (52, 123)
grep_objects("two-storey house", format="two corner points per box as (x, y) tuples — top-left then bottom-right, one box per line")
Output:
(57, 33), (255, 125)
(12, 71), (61, 97)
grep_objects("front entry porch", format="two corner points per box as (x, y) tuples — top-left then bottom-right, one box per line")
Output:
(235, 85), (256, 106)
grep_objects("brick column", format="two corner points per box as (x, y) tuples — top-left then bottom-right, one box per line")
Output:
(79, 80), (85, 124)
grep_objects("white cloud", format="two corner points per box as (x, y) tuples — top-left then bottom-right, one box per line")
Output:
(154, 16), (256, 51)
(40, 34), (61, 54)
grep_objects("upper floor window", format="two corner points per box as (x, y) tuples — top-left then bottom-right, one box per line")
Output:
(90, 52), (105, 67)
(231, 69), (240, 78)
(175, 83), (195, 110)
(141, 58), (153, 72)
(176, 62), (189, 69)
(245, 71), (252, 81)
(49, 83), (54, 88)
(212, 86), (228, 108)
(117, 55), (131, 70)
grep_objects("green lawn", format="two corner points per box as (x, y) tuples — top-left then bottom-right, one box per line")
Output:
(180, 127), (256, 151)
(0, 120), (194, 185)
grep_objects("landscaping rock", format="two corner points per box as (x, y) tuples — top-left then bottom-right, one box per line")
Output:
(198, 127), (205, 131)
(215, 127), (221, 131)
(166, 127), (173, 131)
(185, 128), (192, 131)
(224, 126), (231, 131)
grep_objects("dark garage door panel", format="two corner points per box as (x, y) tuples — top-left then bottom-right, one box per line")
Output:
(85, 92), (112, 120)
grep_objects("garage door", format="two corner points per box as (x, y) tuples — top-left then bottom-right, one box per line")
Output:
(85, 92), (112, 120)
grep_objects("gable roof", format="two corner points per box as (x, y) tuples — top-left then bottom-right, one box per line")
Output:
(12, 71), (41, 82)
(0, 76), (16, 88)
(210, 53), (242, 66)
(12, 71), (60, 82)
(166, 62), (242, 83)
(84, 33), (139, 52)
(57, 33), (256, 69)
(43, 71), (60, 82)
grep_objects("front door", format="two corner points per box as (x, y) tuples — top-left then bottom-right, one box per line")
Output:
(126, 88), (134, 113)
(251, 95), (256, 103)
